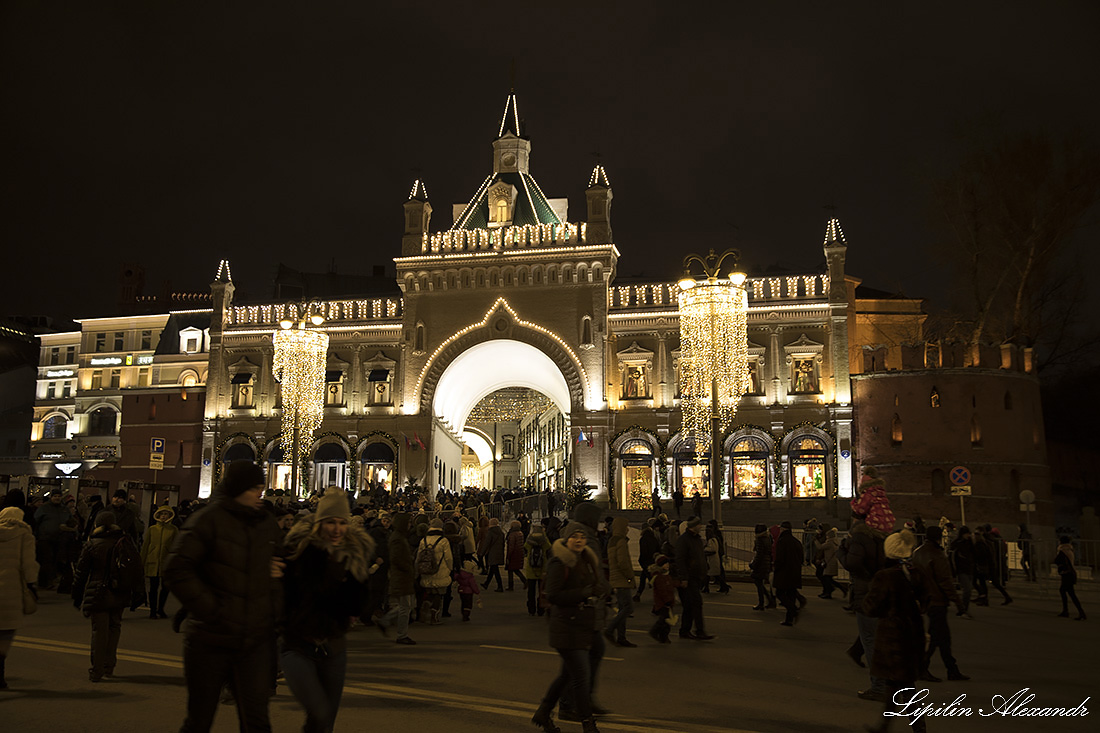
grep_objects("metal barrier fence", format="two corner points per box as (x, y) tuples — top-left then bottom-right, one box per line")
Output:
(720, 527), (1100, 585)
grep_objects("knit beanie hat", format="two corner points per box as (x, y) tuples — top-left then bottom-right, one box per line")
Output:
(429, 517), (444, 530)
(653, 554), (670, 567)
(884, 529), (917, 559)
(315, 488), (351, 523)
(218, 461), (266, 498)
(562, 521), (588, 539)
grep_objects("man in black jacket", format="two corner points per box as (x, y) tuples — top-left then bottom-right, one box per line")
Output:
(633, 518), (661, 603)
(164, 461), (284, 733)
(838, 512), (887, 701)
(950, 526), (976, 618)
(912, 526), (970, 682)
(674, 516), (714, 640)
(773, 521), (803, 626)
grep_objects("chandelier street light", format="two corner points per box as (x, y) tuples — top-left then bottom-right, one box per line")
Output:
(677, 248), (750, 525)
(273, 301), (329, 496)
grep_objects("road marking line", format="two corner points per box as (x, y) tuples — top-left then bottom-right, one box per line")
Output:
(17, 639), (756, 733)
(20, 629), (182, 660)
(478, 644), (624, 661)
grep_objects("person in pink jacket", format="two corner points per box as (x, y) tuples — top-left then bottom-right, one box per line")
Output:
(453, 559), (482, 621)
(851, 466), (896, 534)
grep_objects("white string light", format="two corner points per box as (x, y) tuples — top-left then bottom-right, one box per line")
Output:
(273, 327), (329, 468)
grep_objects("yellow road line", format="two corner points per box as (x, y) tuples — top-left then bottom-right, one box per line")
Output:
(478, 644), (624, 661)
(20, 636), (184, 661)
(16, 637), (755, 733)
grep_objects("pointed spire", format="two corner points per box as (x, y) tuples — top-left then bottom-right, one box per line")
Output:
(408, 178), (429, 201)
(588, 164), (610, 188)
(215, 259), (233, 283)
(497, 90), (521, 138)
(823, 217), (847, 246)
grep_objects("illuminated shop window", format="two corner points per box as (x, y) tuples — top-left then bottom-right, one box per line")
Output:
(730, 437), (769, 498)
(325, 370), (344, 406)
(618, 440), (654, 509)
(789, 436), (827, 498)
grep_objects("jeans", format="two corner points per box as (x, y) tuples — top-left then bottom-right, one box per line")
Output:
(855, 611), (884, 693)
(88, 606), (123, 675)
(381, 594), (414, 639)
(544, 648), (592, 719)
(753, 578), (773, 606)
(179, 636), (274, 733)
(605, 588), (633, 641)
(280, 640), (347, 733)
(147, 576), (170, 614)
(925, 606), (958, 674)
(956, 573), (973, 613)
(561, 631), (604, 713)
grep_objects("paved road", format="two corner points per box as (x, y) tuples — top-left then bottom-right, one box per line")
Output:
(2, 578), (1095, 732)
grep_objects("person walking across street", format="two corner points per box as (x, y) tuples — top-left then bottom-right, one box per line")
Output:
(416, 518), (453, 625)
(750, 523), (775, 610)
(815, 527), (840, 599)
(479, 517), (505, 592)
(0, 506), (39, 689)
(634, 518), (660, 603)
(674, 516), (714, 640)
(140, 505), (178, 619)
(524, 523), (552, 616)
(71, 511), (143, 682)
(604, 516), (636, 647)
(531, 521), (606, 733)
(378, 513), (417, 644)
(1054, 536), (1087, 620)
(911, 526), (970, 682)
(862, 530), (930, 733)
(773, 521), (804, 626)
(505, 520), (527, 591)
(163, 461), (285, 733)
(838, 511), (887, 700)
(950, 526), (976, 618)
(33, 489), (70, 589)
(280, 488), (374, 732)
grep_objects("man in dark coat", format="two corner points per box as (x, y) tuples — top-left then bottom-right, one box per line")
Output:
(911, 526), (969, 682)
(163, 461), (284, 733)
(838, 512), (887, 700)
(773, 521), (804, 626)
(672, 487), (684, 519)
(109, 489), (139, 543)
(479, 518), (506, 592)
(379, 513), (416, 644)
(634, 518), (661, 603)
(674, 516), (714, 640)
(949, 526), (976, 618)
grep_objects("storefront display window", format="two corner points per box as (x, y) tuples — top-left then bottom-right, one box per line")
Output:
(360, 441), (395, 495)
(675, 448), (710, 498)
(789, 436), (828, 498)
(619, 440), (654, 509)
(730, 437), (769, 497)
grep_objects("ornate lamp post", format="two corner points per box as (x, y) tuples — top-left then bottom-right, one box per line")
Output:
(677, 249), (750, 525)
(273, 302), (328, 497)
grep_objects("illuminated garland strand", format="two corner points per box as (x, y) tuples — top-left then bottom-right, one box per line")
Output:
(273, 328), (329, 467)
(677, 283), (749, 451)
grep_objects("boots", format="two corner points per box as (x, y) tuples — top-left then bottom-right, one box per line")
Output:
(581, 718), (600, 733)
(0, 654), (7, 690)
(531, 703), (560, 732)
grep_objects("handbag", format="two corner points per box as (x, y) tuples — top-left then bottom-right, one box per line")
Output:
(20, 542), (38, 615)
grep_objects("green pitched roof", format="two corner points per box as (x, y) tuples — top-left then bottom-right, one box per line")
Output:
(451, 171), (562, 231)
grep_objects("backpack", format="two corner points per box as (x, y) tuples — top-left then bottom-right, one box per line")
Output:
(529, 543), (544, 570)
(416, 537), (444, 576)
(107, 536), (143, 595)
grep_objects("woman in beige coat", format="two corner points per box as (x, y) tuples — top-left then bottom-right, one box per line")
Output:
(0, 505), (39, 689)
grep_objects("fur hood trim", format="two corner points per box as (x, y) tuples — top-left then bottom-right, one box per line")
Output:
(550, 537), (601, 569)
(286, 514), (376, 582)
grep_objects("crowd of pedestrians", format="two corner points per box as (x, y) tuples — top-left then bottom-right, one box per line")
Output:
(0, 462), (1091, 732)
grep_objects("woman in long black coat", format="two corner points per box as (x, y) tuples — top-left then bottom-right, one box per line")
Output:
(749, 523), (775, 610)
(862, 530), (929, 733)
(531, 521), (607, 733)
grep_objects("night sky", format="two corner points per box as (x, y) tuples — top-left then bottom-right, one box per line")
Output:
(3, 1), (1098, 321)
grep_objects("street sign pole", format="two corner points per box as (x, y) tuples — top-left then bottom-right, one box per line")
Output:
(959, 495), (966, 527)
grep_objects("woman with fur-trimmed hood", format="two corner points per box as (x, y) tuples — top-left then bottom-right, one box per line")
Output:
(280, 488), (375, 733)
(531, 520), (609, 733)
(0, 506), (38, 689)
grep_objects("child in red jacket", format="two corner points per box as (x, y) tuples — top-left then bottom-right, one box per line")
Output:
(648, 555), (682, 644)
(851, 466), (896, 534)
(454, 559), (482, 622)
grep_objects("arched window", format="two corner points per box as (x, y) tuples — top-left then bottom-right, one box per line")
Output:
(223, 443), (256, 463)
(415, 323), (425, 352)
(581, 316), (593, 347)
(87, 407), (117, 436)
(931, 468), (946, 497)
(970, 415), (982, 447)
(43, 415), (67, 439)
(619, 440), (655, 509)
(891, 414), (903, 445)
(788, 436), (828, 498)
(730, 436), (769, 498)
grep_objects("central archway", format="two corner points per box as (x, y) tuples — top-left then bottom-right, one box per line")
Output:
(433, 339), (571, 431)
